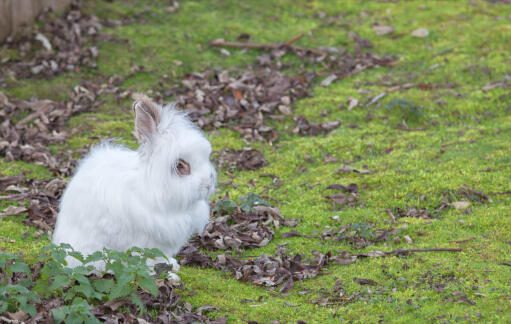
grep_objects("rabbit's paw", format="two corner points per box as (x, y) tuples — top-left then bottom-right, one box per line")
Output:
(166, 271), (181, 284)
(152, 257), (180, 279)
(168, 257), (180, 272)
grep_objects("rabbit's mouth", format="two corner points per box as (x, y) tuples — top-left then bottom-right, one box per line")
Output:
(201, 183), (215, 199)
(201, 169), (216, 198)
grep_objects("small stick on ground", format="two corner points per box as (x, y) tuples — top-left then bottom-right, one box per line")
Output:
(441, 139), (477, 148)
(366, 92), (386, 107)
(385, 208), (396, 222)
(493, 190), (511, 195)
(450, 237), (475, 244)
(284, 33), (304, 46)
(210, 38), (329, 57)
(385, 248), (462, 256)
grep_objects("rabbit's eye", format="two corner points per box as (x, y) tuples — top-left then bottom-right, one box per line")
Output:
(176, 159), (191, 176)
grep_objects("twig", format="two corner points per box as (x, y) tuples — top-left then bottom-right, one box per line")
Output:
(385, 248), (462, 256)
(385, 208), (396, 222)
(284, 33), (304, 46)
(366, 92), (386, 107)
(0, 194), (30, 201)
(493, 190), (511, 195)
(210, 39), (278, 50)
(450, 237), (475, 244)
(441, 139), (477, 148)
(210, 38), (328, 57)
(395, 125), (429, 132)
(499, 262), (511, 267)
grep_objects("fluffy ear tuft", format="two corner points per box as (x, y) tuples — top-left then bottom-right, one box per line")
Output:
(132, 96), (161, 143)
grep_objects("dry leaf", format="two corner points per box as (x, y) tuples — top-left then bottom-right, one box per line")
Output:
(452, 201), (470, 210)
(353, 278), (379, 285)
(372, 25), (394, 36)
(320, 74), (337, 87)
(347, 97), (358, 111)
(0, 206), (28, 218)
(411, 28), (429, 38)
(233, 89), (243, 100)
(336, 165), (373, 174)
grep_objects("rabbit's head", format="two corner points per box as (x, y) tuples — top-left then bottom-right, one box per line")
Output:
(132, 95), (216, 211)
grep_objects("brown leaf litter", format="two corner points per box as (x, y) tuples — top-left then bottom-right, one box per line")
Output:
(153, 36), (394, 142)
(188, 205), (286, 251)
(188, 196), (297, 252)
(324, 193), (359, 210)
(0, 176), (66, 233)
(390, 185), (492, 220)
(312, 278), (360, 306)
(213, 148), (268, 171)
(179, 192), (462, 292)
(324, 183), (360, 210)
(179, 198), (333, 288)
(321, 224), (402, 249)
(180, 244), (331, 289)
(292, 115), (340, 136)
(1, 0), (110, 80)
(0, 77), (124, 176)
(169, 68), (314, 142)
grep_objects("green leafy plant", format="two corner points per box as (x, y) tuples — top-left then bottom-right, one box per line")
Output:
(213, 193), (271, 214)
(212, 199), (237, 215)
(385, 98), (424, 123)
(239, 193), (270, 212)
(0, 252), (38, 316)
(350, 223), (374, 239)
(51, 297), (100, 324)
(0, 244), (168, 320)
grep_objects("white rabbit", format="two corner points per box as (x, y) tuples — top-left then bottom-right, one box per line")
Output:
(52, 95), (216, 279)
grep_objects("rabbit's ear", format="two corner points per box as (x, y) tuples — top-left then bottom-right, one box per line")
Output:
(132, 97), (161, 143)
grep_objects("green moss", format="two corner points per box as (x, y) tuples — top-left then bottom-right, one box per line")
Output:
(0, 220), (49, 263)
(2, 0), (511, 322)
(0, 158), (53, 179)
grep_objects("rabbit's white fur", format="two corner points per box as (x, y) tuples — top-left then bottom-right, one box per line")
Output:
(52, 98), (216, 273)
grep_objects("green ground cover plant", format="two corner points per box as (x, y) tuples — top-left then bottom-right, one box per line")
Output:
(1, 0), (510, 322)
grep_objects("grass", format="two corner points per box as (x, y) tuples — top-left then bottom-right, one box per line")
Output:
(1, 0), (511, 322)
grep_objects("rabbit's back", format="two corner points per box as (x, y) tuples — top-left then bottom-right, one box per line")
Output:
(53, 142), (141, 254)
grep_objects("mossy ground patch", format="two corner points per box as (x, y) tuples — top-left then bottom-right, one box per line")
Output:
(1, 0), (510, 322)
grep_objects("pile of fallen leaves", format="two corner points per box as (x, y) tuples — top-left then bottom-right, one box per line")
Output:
(213, 148), (268, 171)
(0, 176), (66, 234)
(0, 0), (137, 176)
(170, 68), (314, 142)
(188, 194), (297, 252)
(0, 77), (124, 176)
(191, 206), (284, 251)
(1, 0), (104, 79)
(180, 244), (330, 293)
(156, 37), (394, 142)
(180, 194), (335, 290)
